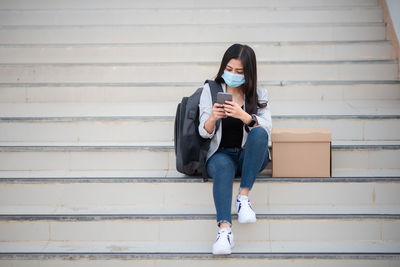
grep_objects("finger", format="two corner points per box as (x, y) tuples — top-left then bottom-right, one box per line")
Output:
(228, 102), (239, 108)
(213, 104), (223, 109)
(223, 106), (234, 112)
(225, 102), (238, 108)
(223, 103), (232, 109)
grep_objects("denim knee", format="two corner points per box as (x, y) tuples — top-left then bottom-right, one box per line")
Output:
(207, 153), (236, 178)
(248, 127), (269, 146)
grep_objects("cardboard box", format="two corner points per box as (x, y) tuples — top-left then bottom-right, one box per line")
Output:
(271, 128), (332, 178)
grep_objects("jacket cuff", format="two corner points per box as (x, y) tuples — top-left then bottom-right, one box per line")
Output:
(199, 124), (215, 139)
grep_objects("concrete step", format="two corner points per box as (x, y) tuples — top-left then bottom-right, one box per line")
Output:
(273, 116), (400, 141)
(0, 115), (399, 143)
(0, 143), (399, 177)
(2, 204), (399, 216)
(268, 82), (400, 101)
(0, 214), (399, 245)
(1, 253), (399, 267)
(0, 240), (399, 254)
(1, 81), (399, 103)
(0, 177), (399, 215)
(0, 7), (383, 26)
(0, 41), (393, 63)
(1, 100), (399, 117)
(0, 60), (397, 83)
(0, 0), (379, 9)
(3, 254), (400, 267)
(2, 204), (400, 217)
(1, 254), (399, 267)
(0, 23), (385, 44)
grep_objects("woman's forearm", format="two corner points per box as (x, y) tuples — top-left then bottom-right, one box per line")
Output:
(204, 116), (217, 134)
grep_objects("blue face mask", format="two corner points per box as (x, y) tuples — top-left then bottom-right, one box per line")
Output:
(222, 70), (245, 88)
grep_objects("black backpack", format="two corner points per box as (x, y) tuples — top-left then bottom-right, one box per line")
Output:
(174, 80), (223, 177)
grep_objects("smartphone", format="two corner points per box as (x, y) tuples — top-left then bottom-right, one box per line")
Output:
(217, 92), (232, 104)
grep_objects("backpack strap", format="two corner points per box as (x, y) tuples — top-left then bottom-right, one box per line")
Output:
(200, 80), (223, 180)
(205, 79), (222, 104)
(204, 80), (223, 131)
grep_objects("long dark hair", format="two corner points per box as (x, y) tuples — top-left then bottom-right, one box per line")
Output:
(215, 44), (267, 115)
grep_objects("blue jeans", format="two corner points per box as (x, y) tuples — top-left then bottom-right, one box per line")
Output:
(206, 127), (270, 226)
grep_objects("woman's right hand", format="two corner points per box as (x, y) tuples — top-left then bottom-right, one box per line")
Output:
(204, 103), (226, 134)
(211, 103), (227, 121)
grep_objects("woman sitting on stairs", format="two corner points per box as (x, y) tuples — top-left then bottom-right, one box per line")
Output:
(198, 43), (272, 255)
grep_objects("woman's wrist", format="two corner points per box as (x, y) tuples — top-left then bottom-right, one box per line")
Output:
(209, 114), (218, 123)
(242, 112), (252, 125)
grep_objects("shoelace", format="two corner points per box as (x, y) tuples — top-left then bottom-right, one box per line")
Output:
(216, 229), (232, 245)
(237, 198), (253, 213)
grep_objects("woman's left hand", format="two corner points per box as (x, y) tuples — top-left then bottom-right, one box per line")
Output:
(223, 101), (249, 122)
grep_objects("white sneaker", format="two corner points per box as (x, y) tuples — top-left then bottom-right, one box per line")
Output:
(235, 195), (257, 223)
(212, 227), (234, 255)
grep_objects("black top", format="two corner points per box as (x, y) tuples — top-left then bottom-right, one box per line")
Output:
(219, 116), (244, 149)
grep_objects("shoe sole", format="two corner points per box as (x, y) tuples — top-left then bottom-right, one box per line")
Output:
(212, 242), (235, 255)
(238, 217), (257, 223)
(212, 250), (232, 255)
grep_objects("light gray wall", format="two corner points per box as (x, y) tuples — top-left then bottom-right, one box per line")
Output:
(387, 0), (400, 39)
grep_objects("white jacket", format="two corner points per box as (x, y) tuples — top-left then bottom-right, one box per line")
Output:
(198, 82), (272, 161)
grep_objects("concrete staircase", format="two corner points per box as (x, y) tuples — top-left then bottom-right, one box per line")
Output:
(0, 0), (400, 265)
